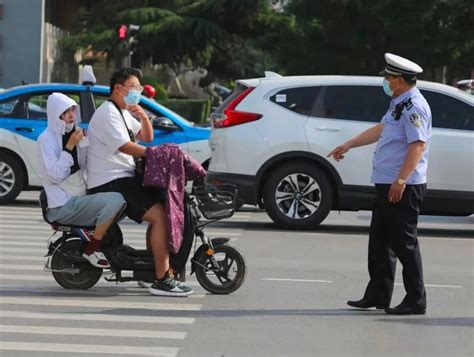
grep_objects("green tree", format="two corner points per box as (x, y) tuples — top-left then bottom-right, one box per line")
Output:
(61, 0), (276, 80)
(267, 0), (473, 81)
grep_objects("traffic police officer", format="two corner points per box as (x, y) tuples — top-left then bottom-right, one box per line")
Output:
(328, 53), (432, 315)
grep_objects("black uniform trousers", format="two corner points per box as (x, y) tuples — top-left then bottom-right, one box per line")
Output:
(362, 184), (427, 309)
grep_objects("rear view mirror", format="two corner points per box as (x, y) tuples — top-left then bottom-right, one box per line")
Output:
(152, 117), (179, 132)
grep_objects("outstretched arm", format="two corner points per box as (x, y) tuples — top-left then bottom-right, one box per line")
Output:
(327, 123), (384, 161)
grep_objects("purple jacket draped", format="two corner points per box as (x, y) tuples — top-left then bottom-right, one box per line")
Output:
(143, 144), (207, 254)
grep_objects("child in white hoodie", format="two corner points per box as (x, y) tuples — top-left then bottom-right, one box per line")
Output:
(37, 92), (126, 268)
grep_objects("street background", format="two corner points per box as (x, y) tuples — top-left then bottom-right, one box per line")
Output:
(0, 0), (473, 356)
(0, 191), (472, 356)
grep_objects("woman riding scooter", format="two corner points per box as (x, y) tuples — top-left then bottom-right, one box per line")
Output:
(37, 92), (126, 268)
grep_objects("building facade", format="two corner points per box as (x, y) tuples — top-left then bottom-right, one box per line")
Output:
(0, 0), (45, 88)
(0, 0), (81, 89)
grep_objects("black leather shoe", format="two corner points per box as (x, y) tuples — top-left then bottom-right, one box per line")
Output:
(385, 303), (426, 315)
(347, 299), (388, 309)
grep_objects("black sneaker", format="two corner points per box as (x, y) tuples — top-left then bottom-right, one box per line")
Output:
(149, 271), (193, 297)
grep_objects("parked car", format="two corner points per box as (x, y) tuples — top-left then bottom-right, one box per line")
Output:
(207, 75), (474, 229)
(0, 82), (211, 203)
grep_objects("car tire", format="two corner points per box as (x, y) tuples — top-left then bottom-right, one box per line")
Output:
(263, 162), (333, 229)
(0, 153), (25, 204)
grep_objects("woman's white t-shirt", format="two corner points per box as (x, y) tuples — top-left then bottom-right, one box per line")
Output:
(86, 101), (141, 188)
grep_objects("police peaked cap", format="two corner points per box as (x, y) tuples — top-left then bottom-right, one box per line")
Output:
(380, 53), (423, 80)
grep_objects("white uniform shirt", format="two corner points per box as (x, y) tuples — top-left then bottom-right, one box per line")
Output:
(38, 93), (86, 208)
(371, 87), (432, 184)
(86, 101), (141, 188)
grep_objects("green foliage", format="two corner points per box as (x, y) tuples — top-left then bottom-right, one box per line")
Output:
(61, 0), (472, 82)
(141, 75), (169, 100)
(268, 0), (474, 80)
(154, 83), (169, 100)
(61, 0), (274, 79)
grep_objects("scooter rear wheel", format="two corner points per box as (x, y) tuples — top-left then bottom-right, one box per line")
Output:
(51, 239), (102, 289)
(195, 244), (246, 294)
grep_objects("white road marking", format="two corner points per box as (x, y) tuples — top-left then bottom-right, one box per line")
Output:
(0, 247), (45, 253)
(394, 283), (463, 289)
(0, 235), (52, 240)
(0, 324), (186, 339)
(0, 255), (46, 261)
(0, 224), (56, 230)
(0, 273), (201, 287)
(262, 278), (333, 283)
(0, 285), (205, 298)
(1, 224), (244, 237)
(0, 309), (194, 324)
(0, 241), (50, 247)
(0, 263), (43, 270)
(0, 231), (242, 240)
(0, 296), (202, 310)
(0, 273), (84, 281)
(0, 342), (178, 356)
(0, 206), (43, 213)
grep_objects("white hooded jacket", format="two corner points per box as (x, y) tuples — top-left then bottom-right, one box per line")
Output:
(37, 92), (86, 208)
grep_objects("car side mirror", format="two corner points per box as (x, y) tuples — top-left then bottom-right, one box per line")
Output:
(152, 117), (179, 132)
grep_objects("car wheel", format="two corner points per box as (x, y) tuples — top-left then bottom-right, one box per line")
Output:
(263, 162), (333, 229)
(0, 153), (24, 204)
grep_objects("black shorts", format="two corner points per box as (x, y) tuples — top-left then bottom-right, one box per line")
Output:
(89, 176), (165, 223)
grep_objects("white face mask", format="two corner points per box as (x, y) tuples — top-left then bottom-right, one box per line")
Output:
(65, 122), (75, 132)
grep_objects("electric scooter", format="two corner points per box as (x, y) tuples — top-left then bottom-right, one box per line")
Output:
(40, 185), (246, 294)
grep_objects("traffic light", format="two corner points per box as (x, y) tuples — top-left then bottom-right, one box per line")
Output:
(117, 24), (127, 41)
(117, 24), (140, 41)
(116, 24), (141, 67)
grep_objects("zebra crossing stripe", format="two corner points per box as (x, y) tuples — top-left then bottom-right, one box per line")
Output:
(0, 224), (56, 230)
(0, 241), (53, 247)
(0, 231), (242, 239)
(0, 273), (201, 286)
(0, 273), (200, 285)
(0, 241), (145, 249)
(0, 263), (43, 270)
(0, 341), (178, 356)
(1, 212), (250, 219)
(0, 296), (202, 310)
(0, 285), (206, 298)
(0, 273), (88, 281)
(0, 324), (186, 339)
(0, 255), (46, 261)
(0, 309), (194, 324)
(0, 247), (45, 253)
(1, 224), (244, 237)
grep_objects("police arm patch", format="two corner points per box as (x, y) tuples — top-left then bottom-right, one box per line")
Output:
(409, 113), (422, 127)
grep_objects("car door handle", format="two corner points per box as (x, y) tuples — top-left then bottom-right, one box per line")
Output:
(15, 127), (34, 132)
(315, 127), (340, 132)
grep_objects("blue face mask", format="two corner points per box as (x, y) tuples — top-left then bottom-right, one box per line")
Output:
(382, 79), (394, 97)
(124, 89), (141, 106)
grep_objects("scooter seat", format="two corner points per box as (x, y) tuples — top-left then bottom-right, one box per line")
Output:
(39, 190), (95, 232)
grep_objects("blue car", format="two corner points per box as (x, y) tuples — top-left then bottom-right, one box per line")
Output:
(0, 83), (211, 203)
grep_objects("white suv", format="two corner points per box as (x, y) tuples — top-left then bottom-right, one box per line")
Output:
(207, 75), (474, 229)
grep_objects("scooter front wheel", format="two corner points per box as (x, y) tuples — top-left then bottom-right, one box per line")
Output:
(194, 244), (246, 294)
(51, 239), (102, 289)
